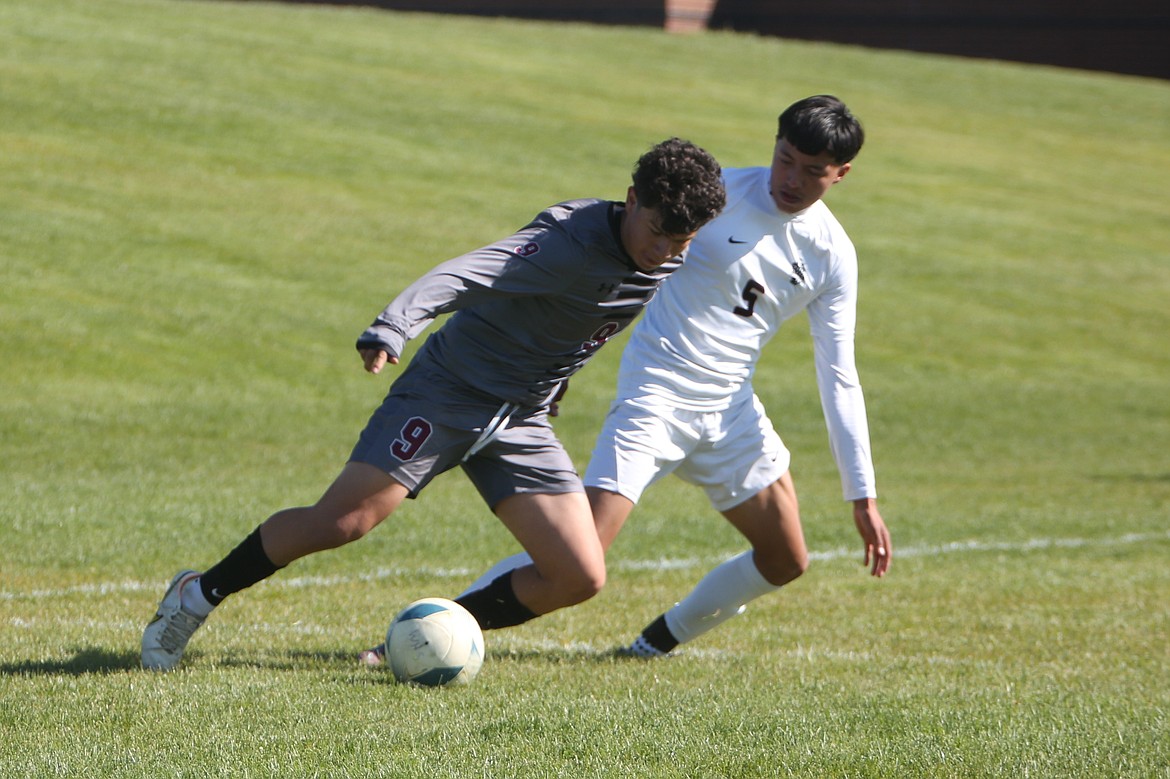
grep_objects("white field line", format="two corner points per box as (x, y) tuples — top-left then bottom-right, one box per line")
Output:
(2, 530), (1168, 603)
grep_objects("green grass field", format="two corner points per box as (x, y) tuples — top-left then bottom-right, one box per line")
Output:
(2, 0), (1169, 776)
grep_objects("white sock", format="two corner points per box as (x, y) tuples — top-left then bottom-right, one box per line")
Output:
(180, 577), (215, 618)
(458, 552), (532, 598)
(663, 551), (779, 646)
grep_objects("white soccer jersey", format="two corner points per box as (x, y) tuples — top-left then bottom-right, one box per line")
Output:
(615, 167), (876, 500)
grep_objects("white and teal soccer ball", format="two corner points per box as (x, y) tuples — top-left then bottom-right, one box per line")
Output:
(386, 597), (485, 687)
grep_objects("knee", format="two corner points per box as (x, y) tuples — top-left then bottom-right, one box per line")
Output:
(325, 508), (382, 548)
(790, 550), (810, 579)
(758, 549), (809, 587)
(559, 564), (606, 607)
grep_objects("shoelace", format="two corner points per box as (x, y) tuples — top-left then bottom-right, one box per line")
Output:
(156, 609), (204, 652)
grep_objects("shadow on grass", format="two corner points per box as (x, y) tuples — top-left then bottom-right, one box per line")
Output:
(0, 647), (386, 677)
(487, 645), (645, 665)
(0, 647), (140, 676)
(211, 649), (364, 670)
(0, 646), (648, 678)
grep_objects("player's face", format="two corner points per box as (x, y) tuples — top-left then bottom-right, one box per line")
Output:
(769, 138), (851, 214)
(620, 188), (697, 271)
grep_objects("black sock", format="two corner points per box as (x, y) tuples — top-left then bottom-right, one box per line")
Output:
(641, 614), (680, 653)
(199, 526), (283, 606)
(455, 572), (538, 630)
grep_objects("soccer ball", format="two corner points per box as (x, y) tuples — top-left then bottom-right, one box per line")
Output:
(385, 597), (485, 687)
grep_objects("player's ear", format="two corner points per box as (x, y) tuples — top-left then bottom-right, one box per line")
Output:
(625, 186), (638, 209)
(833, 162), (852, 184)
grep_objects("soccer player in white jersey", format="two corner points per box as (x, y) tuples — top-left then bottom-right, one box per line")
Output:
(446, 95), (891, 660)
(140, 139), (726, 672)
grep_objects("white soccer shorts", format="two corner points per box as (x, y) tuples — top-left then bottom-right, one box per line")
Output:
(583, 392), (791, 512)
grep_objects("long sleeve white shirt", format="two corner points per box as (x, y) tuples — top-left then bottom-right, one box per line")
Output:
(615, 167), (877, 500)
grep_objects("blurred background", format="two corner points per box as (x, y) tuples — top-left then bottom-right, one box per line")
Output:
(275, 0), (1170, 80)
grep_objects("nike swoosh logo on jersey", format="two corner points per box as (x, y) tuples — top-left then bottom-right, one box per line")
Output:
(728, 236), (749, 244)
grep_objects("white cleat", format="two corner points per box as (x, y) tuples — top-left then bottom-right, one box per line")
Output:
(141, 570), (206, 671)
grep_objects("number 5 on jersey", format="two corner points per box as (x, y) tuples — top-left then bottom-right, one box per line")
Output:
(733, 280), (765, 318)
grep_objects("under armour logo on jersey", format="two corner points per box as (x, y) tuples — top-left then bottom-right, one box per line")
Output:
(515, 241), (540, 257)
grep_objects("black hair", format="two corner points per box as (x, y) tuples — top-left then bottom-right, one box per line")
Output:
(631, 138), (726, 236)
(777, 95), (864, 164)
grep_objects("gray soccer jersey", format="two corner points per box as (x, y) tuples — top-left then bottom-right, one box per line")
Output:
(357, 199), (681, 408)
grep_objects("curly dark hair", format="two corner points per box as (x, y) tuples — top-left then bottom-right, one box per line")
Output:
(631, 138), (726, 236)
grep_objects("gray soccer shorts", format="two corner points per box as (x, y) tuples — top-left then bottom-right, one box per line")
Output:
(584, 392), (790, 512)
(349, 360), (583, 507)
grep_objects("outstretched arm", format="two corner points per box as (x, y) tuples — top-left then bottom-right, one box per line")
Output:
(357, 223), (577, 366)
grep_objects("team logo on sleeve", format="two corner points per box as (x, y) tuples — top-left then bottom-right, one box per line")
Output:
(515, 241), (540, 257)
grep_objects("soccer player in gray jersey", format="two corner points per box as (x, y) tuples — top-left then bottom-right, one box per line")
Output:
(141, 138), (726, 672)
(450, 96), (891, 661)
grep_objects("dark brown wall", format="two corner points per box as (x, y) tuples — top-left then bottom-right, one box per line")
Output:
(272, 1), (1169, 80)
(277, 0), (664, 26)
(708, 0), (1170, 80)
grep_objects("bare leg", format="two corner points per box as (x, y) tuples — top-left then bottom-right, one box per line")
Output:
(588, 486), (637, 551)
(631, 472), (805, 654)
(260, 461), (410, 566)
(719, 471), (807, 586)
(145, 462), (408, 671)
(458, 485), (637, 599)
(492, 490), (605, 615)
